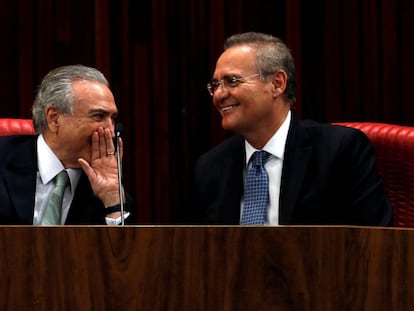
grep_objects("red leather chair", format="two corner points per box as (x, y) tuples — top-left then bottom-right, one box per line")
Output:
(0, 118), (35, 135)
(334, 122), (414, 227)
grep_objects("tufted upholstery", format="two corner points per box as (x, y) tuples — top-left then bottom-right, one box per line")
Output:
(0, 118), (35, 136)
(334, 122), (414, 227)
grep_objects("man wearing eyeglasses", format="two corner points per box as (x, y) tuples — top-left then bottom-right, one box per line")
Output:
(193, 32), (392, 226)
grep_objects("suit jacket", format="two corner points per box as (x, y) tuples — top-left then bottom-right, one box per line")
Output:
(193, 114), (392, 226)
(0, 135), (135, 225)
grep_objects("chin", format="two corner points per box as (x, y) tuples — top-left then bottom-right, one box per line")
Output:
(221, 119), (236, 131)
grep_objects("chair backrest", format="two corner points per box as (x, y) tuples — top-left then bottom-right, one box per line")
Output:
(334, 122), (414, 227)
(0, 118), (35, 136)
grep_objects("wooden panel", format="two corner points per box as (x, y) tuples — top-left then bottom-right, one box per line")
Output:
(0, 226), (413, 310)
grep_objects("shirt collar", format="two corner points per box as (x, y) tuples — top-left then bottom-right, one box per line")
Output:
(37, 134), (82, 187)
(245, 110), (291, 165)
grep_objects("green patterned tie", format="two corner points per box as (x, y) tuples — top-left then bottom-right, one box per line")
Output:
(42, 170), (69, 225)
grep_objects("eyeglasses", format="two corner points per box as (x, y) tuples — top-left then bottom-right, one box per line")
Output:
(206, 73), (260, 96)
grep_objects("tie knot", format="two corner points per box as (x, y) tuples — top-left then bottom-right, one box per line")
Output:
(55, 170), (69, 188)
(251, 151), (270, 167)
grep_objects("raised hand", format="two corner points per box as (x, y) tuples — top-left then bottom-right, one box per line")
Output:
(78, 127), (124, 208)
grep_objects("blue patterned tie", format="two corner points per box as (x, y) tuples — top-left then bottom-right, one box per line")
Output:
(241, 151), (270, 224)
(42, 170), (68, 225)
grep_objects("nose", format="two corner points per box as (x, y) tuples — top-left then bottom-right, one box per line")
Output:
(103, 117), (115, 136)
(215, 80), (227, 93)
(213, 81), (229, 99)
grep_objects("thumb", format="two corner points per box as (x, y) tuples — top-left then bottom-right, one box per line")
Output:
(78, 158), (95, 179)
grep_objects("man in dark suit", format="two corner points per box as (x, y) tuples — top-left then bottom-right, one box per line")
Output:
(0, 65), (134, 225)
(193, 32), (391, 226)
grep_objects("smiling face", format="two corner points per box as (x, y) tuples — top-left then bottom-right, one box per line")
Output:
(43, 80), (118, 168)
(211, 45), (290, 147)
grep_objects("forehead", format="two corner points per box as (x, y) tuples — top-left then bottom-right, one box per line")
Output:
(214, 46), (257, 76)
(72, 80), (117, 113)
(72, 80), (111, 99)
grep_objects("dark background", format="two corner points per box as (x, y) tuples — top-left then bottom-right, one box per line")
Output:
(0, 0), (412, 223)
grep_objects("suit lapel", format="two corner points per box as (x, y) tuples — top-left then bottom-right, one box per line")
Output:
(279, 115), (312, 224)
(217, 136), (245, 223)
(65, 174), (104, 224)
(4, 137), (38, 223)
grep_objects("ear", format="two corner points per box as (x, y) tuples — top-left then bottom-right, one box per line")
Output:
(271, 70), (288, 98)
(45, 106), (60, 133)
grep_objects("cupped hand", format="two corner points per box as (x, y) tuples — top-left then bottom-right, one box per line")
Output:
(78, 127), (124, 206)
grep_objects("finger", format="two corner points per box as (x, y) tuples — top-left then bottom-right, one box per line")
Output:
(98, 127), (107, 158)
(104, 128), (115, 156)
(90, 131), (100, 161)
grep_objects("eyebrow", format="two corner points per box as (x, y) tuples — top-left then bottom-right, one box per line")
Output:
(212, 73), (242, 81)
(88, 109), (118, 117)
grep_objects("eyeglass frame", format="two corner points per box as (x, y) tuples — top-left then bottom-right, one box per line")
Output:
(206, 73), (260, 96)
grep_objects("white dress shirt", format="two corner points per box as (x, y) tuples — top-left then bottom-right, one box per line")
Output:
(241, 110), (291, 225)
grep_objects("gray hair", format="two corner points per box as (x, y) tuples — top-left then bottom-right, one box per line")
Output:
(32, 64), (109, 133)
(224, 32), (296, 103)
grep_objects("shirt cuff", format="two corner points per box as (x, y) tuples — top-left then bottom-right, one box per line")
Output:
(105, 212), (130, 225)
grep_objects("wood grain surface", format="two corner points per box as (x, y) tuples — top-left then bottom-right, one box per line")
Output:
(0, 226), (412, 310)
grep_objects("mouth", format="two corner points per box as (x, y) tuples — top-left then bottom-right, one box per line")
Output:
(221, 104), (239, 113)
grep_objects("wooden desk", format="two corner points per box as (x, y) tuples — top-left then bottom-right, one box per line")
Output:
(0, 226), (412, 310)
